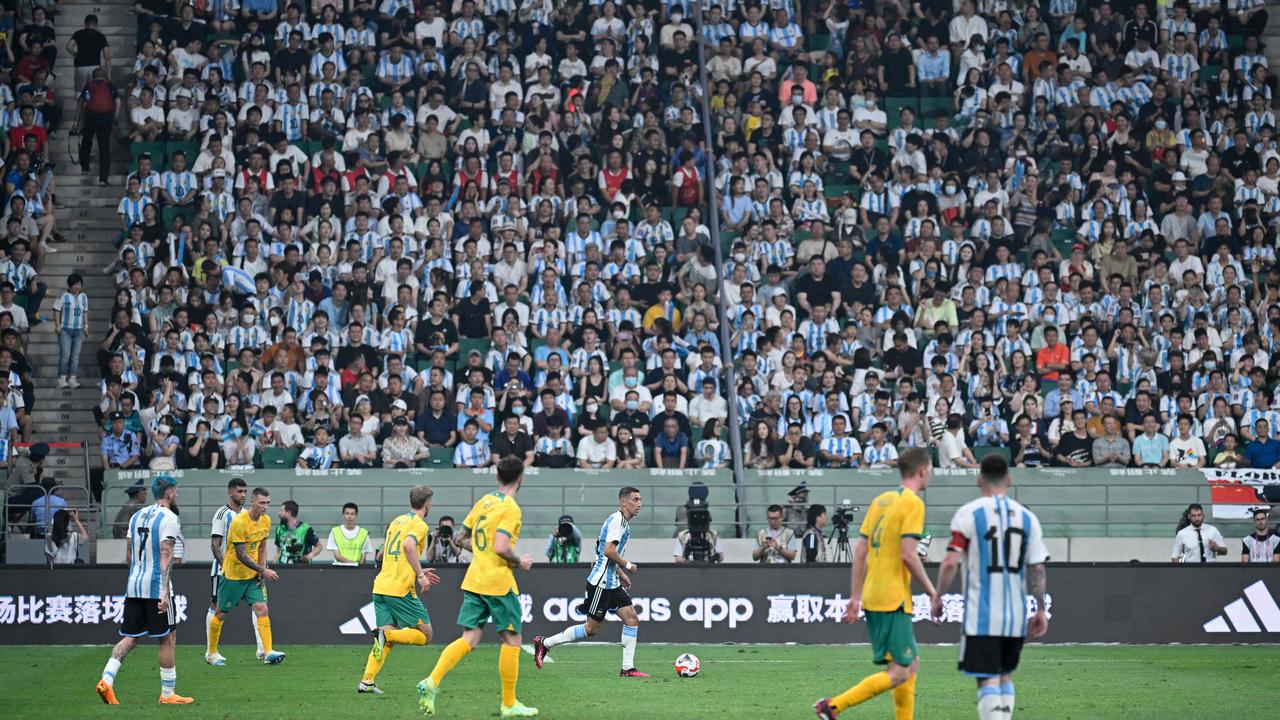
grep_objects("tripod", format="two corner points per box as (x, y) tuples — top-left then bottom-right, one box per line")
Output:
(827, 523), (853, 564)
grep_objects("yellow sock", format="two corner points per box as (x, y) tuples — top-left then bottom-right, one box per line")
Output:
(385, 628), (427, 646)
(256, 616), (273, 654)
(831, 671), (894, 712)
(892, 674), (917, 720)
(362, 643), (393, 683)
(429, 638), (472, 686)
(207, 616), (223, 655)
(499, 643), (520, 707)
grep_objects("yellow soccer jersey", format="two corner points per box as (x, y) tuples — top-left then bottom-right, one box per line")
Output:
(223, 512), (272, 581)
(460, 492), (522, 596)
(859, 487), (926, 613)
(372, 512), (430, 597)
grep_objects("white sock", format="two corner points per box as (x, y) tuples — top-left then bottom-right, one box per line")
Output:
(1001, 682), (1015, 719)
(101, 657), (121, 686)
(160, 666), (176, 697)
(543, 624), (587, 649)
(253, 615), (264, 656)
(978, 686), (1003, 720)
(621, 625), (638, 669)
(205, 609), (214, 654)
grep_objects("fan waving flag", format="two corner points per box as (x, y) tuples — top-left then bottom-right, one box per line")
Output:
(222, 265), (256, 295)
(1203, 468), (1280, 518)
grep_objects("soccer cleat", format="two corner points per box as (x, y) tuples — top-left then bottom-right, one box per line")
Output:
(204, 652), (226, 666)
(813, 698), (837, 720)
(256, 651), (266, 661)
(619, 668), (650, 678)
(158, 693), (195, 705)
(263, 651), (286, 664)
(532, 635), (548, 669)
(371, 628), (386, 661)
(357, 682), (384, 695)
(95, 680), (119, 705)
(500, 701), (540, 717)
(416, 677), (438, 716)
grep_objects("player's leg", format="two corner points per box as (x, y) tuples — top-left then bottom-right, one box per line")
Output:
(418, 626), (481, 716)
(962, 636), (1013, 720)
(615, 603), (647, 677)
(535, 587), (601, 668)
(976, 679), (1005, 720)
(890, 657), (919, 720)
(207, 579), (241, 661)
(206, 576), (221, 664)
(252, 600), (285, 664)
(362, 595), (430, 693)
(998, 635), (1024, 718)
(999, 673), (1016, 719)
(97, 636), (138, 704)
(497, 629), (537, 717)
(816, 611), (912, 718)
(156, 631), (194, 704)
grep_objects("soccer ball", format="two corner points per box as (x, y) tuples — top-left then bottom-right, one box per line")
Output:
(674, 653), (701, 678)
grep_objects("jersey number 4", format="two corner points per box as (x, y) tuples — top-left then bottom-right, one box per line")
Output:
(984, 526), (1026, 573)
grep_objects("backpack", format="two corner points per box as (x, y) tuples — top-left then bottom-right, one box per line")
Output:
(83, 79), (113, 114)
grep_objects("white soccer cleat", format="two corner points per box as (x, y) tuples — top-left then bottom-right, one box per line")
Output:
(263, 651), (286, 664)
(205, 652), (226, 666)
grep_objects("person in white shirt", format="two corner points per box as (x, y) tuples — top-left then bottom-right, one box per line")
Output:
(938, 414), (979, 468)
(1168, 414), (1207, 467)
(576, 425), (617, 469)
(688, 379), (728, 428)
(1172, 504), (1227, 563)
(1242, 509), (1280, 563)
(822, 110), (858, 162)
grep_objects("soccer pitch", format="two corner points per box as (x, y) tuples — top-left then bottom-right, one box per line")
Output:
(10, 643), (1273, 719)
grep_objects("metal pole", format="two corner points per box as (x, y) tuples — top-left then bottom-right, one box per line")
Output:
(692, 0), (746, 539)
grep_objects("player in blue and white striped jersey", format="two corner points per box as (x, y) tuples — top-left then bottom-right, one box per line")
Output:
(932, 455), (1050, 720)
(96, 475), (193, 705)
(534, 486), (648, 677)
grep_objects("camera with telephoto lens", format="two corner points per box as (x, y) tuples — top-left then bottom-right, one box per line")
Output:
(557, 521), (576, 540)
(436, 524), (453, 541)
(831, 499), (858, 531)
(683, 498), (718, 563)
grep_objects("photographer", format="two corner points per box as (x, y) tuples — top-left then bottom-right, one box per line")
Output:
(273, 500), (322, 564)
(425, 515), (466, 564)
(753, 504), (798, 563)
(801, 505), (829, 563)
(673, 498), (724, 563)
(544, 514), (583, 563)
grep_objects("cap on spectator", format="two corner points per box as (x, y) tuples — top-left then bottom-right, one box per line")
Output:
(788, 482), (809, 497)
(29, 442), (49, 458)
(110, 412), (125, 421)
(174, 88), (192, 99)
(1172, 171), (1188, 182)
(212, 169), (227, 179)
(392, 399), (408, 410)
(393, 416), (409, 426)
(558, 514), (574, 524)
(125, 481), (146, 498)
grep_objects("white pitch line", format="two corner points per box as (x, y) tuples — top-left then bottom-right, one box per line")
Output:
(521, 644), (553, 662)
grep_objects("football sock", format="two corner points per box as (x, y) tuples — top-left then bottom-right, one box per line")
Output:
(101, 657), (121, 686)
(160, 666), (176, 697)
(892, 674), (916, 720)
(363, 643), (393, 683)
(429, 638), (472, 686)
(205, 609), (214, 650)
(385, 628), (427, 646)
(207, 616), (224, 655)
(831, 671), (893, 712)
(621, 625), (638, 669)
(977, 685), (1004, 720)
(253, 614), (264, 656)
(499, 643), (520, 707)
(256, 616), (273, 654)
(543, 624), (587, 648)
(1001, 682), (1015, 719)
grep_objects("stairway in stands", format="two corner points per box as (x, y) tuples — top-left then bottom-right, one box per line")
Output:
(25, 3), (134, 497)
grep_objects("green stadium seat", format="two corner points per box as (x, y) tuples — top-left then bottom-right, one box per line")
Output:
(885, 96), (920, 127)
(1200, 64), (1222, 84)
(973, 447), (1011, 464)
(261, 448), (302, 469)
(131, 142), (166, 171)
(165, 140), (199, 165)
(428, 447), (454, 466)
(919, 96), (952, 120)
(458, 337), (492, 361)
(807, 34), (830, 52)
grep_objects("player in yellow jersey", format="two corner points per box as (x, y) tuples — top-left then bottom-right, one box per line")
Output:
(418, 456), (538, 718)
(358, 484), (442, 694)
(815, 447), (939, 720)
(206, 487), (286, 665)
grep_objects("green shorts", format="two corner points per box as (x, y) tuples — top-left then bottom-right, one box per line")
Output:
(374, 592), (429, 629)
(216, 578), (267, 613)
(865, 610), (918, 667)
(457, 590), (522, 634)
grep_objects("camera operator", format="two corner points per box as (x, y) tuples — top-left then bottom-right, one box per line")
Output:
(273, 500), (322, 564)
(673, 498), (724, 563)
(425, 515), (466, 564)
(753, 504), (799, 563)
(783, 483), (810, 534)
(545, 514), (583, 563)
(801, 504), (829, 563)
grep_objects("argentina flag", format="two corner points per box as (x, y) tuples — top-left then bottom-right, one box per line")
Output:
(222, 266), (256, 295)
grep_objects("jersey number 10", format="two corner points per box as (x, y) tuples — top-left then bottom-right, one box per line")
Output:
(984, 526), (1026, 573)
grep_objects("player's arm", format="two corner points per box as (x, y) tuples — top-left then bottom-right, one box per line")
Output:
(930, 543), (964, 621)
(153, 537), (175, 612)
(402, 534), (441, 592)
(899, 536), (937, 599)
(602, 540), (635, 586)
(1242, 540), (1251, 563)
(843, 536), (870, 623)
(492, 528), (533, 570)
(1027, 562), (1049, 638)
(454, 524), (473, 552)
(304, 529), (324, 562)
(236, 541), (279, 581)
(211, 532), (225, 564)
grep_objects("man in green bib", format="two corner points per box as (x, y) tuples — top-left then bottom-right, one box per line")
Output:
(327, 502), (375, 566)
(274, 500), (322, 564)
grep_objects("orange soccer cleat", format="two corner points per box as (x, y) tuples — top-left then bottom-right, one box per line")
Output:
(157, 693), (195, 705)
(95, 680), (119, 705)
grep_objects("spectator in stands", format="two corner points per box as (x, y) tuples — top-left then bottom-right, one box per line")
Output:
(45, 509), (88, 566)
(452, 419), (491, 468)
(938, 414), (979, 469)
(383, 417), (429, 468)
(101, 412), (140, 472)
(576, 423), (616, 470)
(1133, 415), (1172, 468)
(1170, 415), (1208, 468)
(492, 414), (535, 468)
(110, 483), (147, 539)
(654, 416), (690, 469)
(1092, 416), (1132, 468)
(1054, 409), (1095, 468)
(338, 416), (378, 468)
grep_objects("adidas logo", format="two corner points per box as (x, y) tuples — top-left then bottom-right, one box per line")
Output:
(339, 602), (377, 635)
(1203, 581), (1280, 633)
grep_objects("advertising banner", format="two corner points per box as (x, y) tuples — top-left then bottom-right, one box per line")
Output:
(1202, 468), (1280, 518)
(1, 565), (1278, 645)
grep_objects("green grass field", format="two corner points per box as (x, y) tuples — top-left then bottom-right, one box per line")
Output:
(8, 643), (1275, 719)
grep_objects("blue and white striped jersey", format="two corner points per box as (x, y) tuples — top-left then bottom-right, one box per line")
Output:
(125, 504), (181, 599)
(54, 291), (88, 330)
(948, 494), (1049, 638)
(209, 503), (242, 578)
(587, 510), (630, 589)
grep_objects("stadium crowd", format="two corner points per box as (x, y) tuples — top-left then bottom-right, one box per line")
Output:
(82, 0), (1280, 480)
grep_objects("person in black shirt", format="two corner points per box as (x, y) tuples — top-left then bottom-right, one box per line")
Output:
(659, 32), (695, 79)
(335, 322), (379, 373)
(1121, 3), (1157, 52)
(451, 282), (492, 338)
(490, 415), (535, 466)
(777, 422), (816, 469)
(1009, 415), (1048, 467)
(415, 296), (459, 357)
(1222, 130), (1261, 179)
(848, 130), (889, 184)
(794, 256), (842, 313)
(879, 33), (916, 95)
(274, 31), (309, 82)
(1053, 410), (1095, 467)
(882, 332), (923, 380)
(68, 15), (110, 93)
